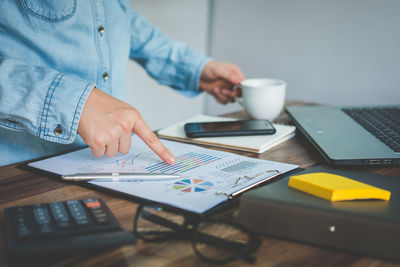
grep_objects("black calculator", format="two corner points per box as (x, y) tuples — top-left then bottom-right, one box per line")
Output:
(4, 198), (135, 258)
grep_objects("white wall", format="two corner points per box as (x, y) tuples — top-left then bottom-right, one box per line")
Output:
(126, 0), (209, 130)
(126, 1), (400, 120)
(207, 0), (400, 115)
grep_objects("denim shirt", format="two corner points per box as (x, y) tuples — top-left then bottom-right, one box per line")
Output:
(0, 0), (209, 166)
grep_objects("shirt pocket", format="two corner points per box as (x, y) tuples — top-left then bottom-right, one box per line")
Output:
(20, 0), (76, 22)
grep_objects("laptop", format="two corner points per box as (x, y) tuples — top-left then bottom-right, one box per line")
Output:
(285, 105), (400, 166)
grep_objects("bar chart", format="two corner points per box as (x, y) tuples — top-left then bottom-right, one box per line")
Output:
(145, 152), (220, 174)
(221, 161), (259, 174)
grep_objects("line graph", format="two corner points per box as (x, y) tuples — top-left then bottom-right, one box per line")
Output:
(116, 157), (134, 167)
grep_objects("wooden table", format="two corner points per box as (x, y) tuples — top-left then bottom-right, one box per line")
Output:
(1, 101), (399, 266)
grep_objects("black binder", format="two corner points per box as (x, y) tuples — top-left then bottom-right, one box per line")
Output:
(238, 166), (400, 262)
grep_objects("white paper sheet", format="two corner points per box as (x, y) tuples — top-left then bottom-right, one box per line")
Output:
(29, 135), (298, 213)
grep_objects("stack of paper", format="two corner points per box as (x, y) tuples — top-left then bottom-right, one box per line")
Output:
(157, 114), (296, 154)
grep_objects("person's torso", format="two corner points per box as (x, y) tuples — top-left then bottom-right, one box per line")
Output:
(0, 0), (133, 165)
(0, 0), (133, 99)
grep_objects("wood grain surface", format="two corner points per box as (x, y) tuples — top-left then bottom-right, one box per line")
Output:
(1, 101), (399, 267)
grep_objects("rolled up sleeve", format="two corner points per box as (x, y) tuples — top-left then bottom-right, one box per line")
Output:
(0, 56), (95, 144)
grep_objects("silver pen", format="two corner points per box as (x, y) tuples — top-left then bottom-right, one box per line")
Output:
(61, 172), (181, 182)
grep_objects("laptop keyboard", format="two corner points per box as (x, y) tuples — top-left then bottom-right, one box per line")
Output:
(342, 107), (400, 153)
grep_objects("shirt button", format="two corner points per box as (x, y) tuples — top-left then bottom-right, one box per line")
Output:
(98, 26), (105, 36)
(102, 72), (109, 81)
(54, 124), (63, 135)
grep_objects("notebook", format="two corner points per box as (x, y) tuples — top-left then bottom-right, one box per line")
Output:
(285, 105), (400, 166)
(157, 114), (296, 154)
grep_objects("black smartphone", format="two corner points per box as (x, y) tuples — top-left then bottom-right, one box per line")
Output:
(184, 120), (276, 138)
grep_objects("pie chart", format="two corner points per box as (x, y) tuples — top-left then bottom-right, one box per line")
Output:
(173, 179), (213, 193)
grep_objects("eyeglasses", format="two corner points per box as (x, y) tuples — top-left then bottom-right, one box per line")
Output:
(133, 205), (261, 264)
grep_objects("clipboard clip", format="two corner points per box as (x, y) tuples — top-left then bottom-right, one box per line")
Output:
(216, 170), (281, 199)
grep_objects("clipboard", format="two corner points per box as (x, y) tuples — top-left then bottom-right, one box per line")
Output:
(27, 135), (299, 215)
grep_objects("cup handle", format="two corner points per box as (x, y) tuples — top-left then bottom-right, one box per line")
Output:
(236, 97), (244, 107)
(233, 84), (245, 108)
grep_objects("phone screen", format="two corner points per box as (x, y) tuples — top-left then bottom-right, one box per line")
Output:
(184, 120), (276, 138)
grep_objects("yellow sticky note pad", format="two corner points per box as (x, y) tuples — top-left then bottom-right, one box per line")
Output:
(288, 173), (391, 202)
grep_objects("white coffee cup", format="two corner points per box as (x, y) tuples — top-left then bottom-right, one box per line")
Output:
(236, 78), (287, 121)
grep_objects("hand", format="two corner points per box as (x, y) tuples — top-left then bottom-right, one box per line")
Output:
(199, 61), (245, 104)
(78, 87), (175, 164)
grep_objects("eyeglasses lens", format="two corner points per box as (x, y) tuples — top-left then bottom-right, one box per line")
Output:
(192, 221), (254, 263)
(135, 206), (186, 242)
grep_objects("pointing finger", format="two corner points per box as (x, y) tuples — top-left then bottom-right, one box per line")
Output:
(132, 116), (175, 164)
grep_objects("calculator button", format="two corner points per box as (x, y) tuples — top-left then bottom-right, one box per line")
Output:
(15, 208), (33, 239)
(84, 199), (111, 225)
(33, 205), (55, 235)
(17, 226), (31, 238)
(33, 205), (51, 224)
(75, 219), (90, 226)
(94, 212), (110, 224)
(66, 200), (90, 226)
(95, 217), (110, 224)
(38, 224), (55, 235)
(49, 202), (73, 229)
(84, 199), (101, 208)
